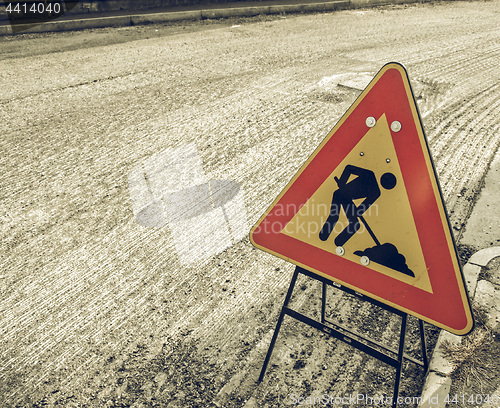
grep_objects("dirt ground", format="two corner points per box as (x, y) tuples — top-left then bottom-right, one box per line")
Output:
(1, 1), (500, 407)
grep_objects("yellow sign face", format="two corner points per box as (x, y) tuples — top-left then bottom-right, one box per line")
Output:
(282, 114), (432, 292)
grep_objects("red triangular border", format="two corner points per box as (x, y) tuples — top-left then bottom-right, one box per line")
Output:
(250, 63), (473, 335)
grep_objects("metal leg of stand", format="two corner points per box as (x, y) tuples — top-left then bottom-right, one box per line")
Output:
(392, 314), (408, 408)
(258, 267), (300, 382)
(321, 282), (327, 323)
(419, 319), (428, 372)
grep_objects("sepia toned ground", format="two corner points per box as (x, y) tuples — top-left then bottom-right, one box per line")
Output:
(1, 1), (500, 406)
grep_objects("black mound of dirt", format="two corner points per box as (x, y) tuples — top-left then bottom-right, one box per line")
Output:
(354, 243), (415, 277)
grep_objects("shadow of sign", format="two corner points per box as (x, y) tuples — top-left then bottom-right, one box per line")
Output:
(128, 144), (248, 265)
(6, 1), (80, 33)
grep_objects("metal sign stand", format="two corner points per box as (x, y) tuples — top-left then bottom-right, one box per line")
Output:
(258, 266), (429, 408)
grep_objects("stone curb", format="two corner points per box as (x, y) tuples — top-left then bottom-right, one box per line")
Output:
(469, 246), (500, 267)
(0, 0), (426, 35)
(418, 247), (500, 408)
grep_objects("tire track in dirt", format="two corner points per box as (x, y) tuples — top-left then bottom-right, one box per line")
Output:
(423, 87), (500, 235)
(421, 46), (500, 89)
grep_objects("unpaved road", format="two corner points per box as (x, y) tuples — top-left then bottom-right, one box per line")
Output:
(1, 1), (500, 406)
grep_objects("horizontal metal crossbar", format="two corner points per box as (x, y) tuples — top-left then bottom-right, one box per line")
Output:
(285, 307), (400, 367)
(285, 307), (424, 368)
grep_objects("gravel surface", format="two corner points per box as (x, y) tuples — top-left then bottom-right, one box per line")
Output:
(1, 1), (499, 406)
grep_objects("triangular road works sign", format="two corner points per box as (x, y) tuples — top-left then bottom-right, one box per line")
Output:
(250, 62), (474, 335)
